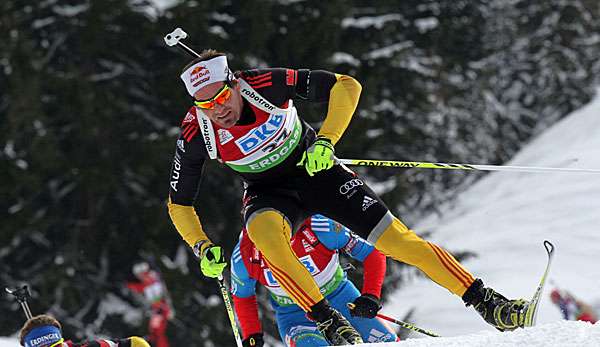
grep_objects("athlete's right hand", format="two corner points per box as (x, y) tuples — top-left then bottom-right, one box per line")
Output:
(194, 241), (227, 278)
(242, 333), (264, 347)
(349, 294), (382, 318)
(297, 136), (335, 176)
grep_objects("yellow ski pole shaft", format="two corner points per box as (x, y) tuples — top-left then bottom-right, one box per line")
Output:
(339, 159), (600, 174)
(217, 275), (243, 347)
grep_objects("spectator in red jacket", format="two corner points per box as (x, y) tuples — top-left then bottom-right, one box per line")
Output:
(127, 262), (173, 347)
(550, 288), (598, 323)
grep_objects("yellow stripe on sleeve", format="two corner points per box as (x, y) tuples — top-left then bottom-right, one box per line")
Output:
(167, 198), (210, 248)
(317, 74), (362, 145)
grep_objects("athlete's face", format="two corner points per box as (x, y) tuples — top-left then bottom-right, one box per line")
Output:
(194, 81), (243, 128)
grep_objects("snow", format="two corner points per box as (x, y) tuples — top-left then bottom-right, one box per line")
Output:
(363, 41), (414, 60)
(0, 337), (17, 347)
(144, 0), (178, 12)
(341, 14), (408, 29)
(364, 321), (600, 346)
(132, 0), (178, 20)
(0, 321), (597, 346)
(330, 52), (361, 67)
(414, 17), (439, 33)
(377, 88), (600, 344)
(51, 4), (89, 17)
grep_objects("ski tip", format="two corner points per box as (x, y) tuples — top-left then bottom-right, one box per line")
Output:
(543, 240), (555, 254)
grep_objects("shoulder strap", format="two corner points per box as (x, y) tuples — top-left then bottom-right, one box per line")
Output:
(238, 79), (292, 113)
(195, 109), (218, 160)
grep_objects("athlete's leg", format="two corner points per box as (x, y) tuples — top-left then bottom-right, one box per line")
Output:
(302, 165), (474, 296)
(247, 209), (324, 311)
(369, 214), (475, 295)
(243, 187), (324, 311)
(244, 188), (363, 344)
(303, 166), (528, 331)
(277, 310), (328, 347)
(329, 281), (398, 343)
(373, 217), (532, 331)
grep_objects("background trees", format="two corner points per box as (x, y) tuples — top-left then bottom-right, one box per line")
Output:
(2, 0), (598, 345)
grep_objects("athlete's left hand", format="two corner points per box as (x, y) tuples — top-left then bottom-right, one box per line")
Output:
(298, 136), (335, 176)
(349, 294), (382, 318)
(200, 245), (228, 278)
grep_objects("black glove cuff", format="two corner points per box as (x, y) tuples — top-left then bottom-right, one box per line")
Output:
(193, 240), (211, 258)
(362, 293), (380, 303)
(314, 136), (334, 151)
(316, 135), (332, 143)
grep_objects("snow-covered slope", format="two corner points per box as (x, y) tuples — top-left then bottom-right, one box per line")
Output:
(381, 88), (600, 340)
(1, 321), (598, 346)
(365, 321), (600, 346)
(0, 337), (16, 347)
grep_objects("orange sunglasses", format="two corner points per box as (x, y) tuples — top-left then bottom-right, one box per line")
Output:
(194, 84), (232, 109)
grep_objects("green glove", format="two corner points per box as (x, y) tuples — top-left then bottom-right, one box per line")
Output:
(199, 245), (227, 278)
(298, 136), (335, 176)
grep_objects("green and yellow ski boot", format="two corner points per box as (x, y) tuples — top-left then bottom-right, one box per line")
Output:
(463, 279), (530, 331)
(307, 300), (364, 345)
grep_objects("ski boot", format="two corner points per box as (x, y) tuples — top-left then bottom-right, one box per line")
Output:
(307, 300), (363, 345)
(462, 279), (529, 331)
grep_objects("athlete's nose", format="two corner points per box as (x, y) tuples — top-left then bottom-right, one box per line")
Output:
(214, 102), (226, 113)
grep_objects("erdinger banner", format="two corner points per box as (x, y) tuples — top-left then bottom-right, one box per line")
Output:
(180, 55), (231, 97)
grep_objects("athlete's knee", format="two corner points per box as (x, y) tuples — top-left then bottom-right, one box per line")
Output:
(247, 209), (292, 247)
(369, 215), (428, 257)
(367, 212), (412, 245)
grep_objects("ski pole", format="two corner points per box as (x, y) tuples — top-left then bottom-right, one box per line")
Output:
(347, 303), (440, 337)
(217, 275), (243, 347)
(339, 158), (600, 174)
(6, 285), (33, 320)
(164, 28), (201, 58)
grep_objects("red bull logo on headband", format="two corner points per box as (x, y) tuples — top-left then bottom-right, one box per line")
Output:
(181, 55), (230, 97)
(190, 66), (210, 87)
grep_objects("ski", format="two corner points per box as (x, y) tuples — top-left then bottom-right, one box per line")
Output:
(523, 240), (555, 327)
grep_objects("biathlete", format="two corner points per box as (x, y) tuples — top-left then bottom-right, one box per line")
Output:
(230, 214), (398, 346)
(167, 49), (530, 344)
(19, 314), (149, 347)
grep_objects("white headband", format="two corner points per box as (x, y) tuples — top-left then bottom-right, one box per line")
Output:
(180, 55), (231, 97)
